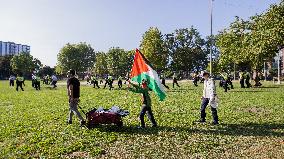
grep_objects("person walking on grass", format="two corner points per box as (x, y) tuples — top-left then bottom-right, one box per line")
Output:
(128, 79), (157, 128)
(34, 74), (41, 90)
(16, 73), (24, 91)
(9, 75), (15, 87)
(245, 71), (252, 88)
(91, 75), (100, 88)
(198, 71), (219, 125)
(51, 74), (58, 88)
(118, 76), (123, 89)
(172, 73), (180, 88)
(67, 69), (86, 126)
(161, 75), (169, 89)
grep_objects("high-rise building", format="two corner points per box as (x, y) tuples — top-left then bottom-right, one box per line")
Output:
(0, 41), (30, 56)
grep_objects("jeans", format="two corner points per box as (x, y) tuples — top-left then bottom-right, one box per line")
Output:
(68, 99), (84, 123)
(200, 98), (218, 122)
(139, 105), (157, 127)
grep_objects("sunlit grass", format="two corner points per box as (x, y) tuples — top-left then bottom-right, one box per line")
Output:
(0, 80), (284, 158)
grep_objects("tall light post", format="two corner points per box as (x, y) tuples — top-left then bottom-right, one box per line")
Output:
(277, 46), (283, 84)
(209, 0), (213, 75)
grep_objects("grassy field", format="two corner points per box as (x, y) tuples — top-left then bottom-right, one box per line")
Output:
(0, 80), (284, 159)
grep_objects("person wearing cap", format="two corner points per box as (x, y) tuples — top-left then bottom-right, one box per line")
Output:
(66, 69), (86, 126)
(16, 73), (25, 91)
(128, 79), (157, 128)
(198, 71), (219, 125)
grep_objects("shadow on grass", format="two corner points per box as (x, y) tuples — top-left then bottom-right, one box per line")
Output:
(91, 122), (284, 137)
(229, 90), (270, 93)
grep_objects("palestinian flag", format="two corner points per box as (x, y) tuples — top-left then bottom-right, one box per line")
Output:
(130, 49), (166, 101)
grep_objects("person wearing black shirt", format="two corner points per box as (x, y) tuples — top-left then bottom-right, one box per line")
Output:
(67, 69), (86, 126)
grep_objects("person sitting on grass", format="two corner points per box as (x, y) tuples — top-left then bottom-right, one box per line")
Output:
(66, 69), (86, 126)
(198, 71), (219, 125)
(128, 79), (157, 128)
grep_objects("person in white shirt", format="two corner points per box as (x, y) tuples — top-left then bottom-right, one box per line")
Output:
(9, 75), (15, 87)
(51, 75), (58, 88)
(199, 71), (219, 125)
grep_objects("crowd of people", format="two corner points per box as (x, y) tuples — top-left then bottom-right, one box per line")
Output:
(9, 73), (58, 91)
(7, 69), (265, 128)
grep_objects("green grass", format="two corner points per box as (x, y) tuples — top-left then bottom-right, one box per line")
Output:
(0, 80), (284, 158)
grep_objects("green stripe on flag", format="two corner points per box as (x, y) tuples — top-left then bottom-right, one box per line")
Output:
(131, 73), (166, 101)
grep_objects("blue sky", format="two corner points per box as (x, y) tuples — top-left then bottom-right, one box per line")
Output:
(0, 0), (280, 67)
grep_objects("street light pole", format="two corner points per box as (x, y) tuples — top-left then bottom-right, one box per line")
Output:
(278, 49), (281, 84)
(210, 0), (213, 75)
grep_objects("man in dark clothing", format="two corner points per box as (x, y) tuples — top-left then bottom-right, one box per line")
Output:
(103, 76), (109, 89)
(118, 76), (123, 89)
(16, 73), (24, 91)
(35, 75), (41, 90)
(67, 69), (86, 126)
(128, 79), (157, 128)
(193, 72), (199, 87)
(91, 75), (100, 88)
(172, 73), (180, 88)
(239, 71), (245, 88)
(161, 76), (169, 89)
(245, 71), (252, 88)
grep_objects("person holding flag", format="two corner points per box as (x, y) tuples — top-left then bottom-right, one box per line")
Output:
(128, 49), (166, 128)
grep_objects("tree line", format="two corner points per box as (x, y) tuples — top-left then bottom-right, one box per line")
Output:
(56, 26), (213, 79)
(1, 1), (283, 80)
(216, 1), (284, 76)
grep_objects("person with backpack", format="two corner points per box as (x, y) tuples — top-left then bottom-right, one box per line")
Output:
(66, 69), (86, 126)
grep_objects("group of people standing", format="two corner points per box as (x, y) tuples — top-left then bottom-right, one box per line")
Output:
(9, 73), (58, 91)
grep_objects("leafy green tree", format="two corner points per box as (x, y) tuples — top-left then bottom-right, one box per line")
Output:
(105, 47), (134, 76)
(216, 0), (284, 74)
(57, 42), (96, 74)
(164, 27), (208, 74)
(0, 55), (13, 79)
(10, 53), (36, 75)
(94, 52), (108, 76)
(38, 66), (55, 77)
(140, 27), (168, 71)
